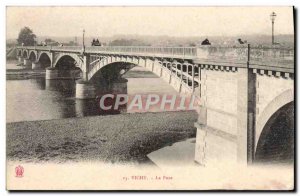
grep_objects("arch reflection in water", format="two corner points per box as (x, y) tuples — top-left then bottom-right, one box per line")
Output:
(45, 79), (76, 97)
(45, 78), (128, 116)
(29, 77), (46, 90)
(95, 78), (128, 115)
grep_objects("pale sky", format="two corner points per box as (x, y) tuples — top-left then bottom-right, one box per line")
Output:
(6, 6), (294, 39)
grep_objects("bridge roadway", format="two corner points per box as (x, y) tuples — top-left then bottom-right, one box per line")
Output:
(16, 45), (294, 166)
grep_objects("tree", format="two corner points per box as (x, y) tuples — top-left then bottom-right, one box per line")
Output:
(109, 39), (150, 46)
(17, 27), (36, 46)
(45, 38), (55, 43)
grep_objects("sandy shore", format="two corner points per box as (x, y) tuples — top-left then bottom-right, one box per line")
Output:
(7, 111), (197, 164)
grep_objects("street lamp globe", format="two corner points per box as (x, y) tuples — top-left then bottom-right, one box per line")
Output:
(270, 12), (276, 22)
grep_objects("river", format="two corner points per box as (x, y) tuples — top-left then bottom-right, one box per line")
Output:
(6, 63), (178, 123)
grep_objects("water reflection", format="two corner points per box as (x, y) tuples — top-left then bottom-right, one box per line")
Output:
(45, 79), (76, 96)
(29, 77), (46, 90)
(7, 66), (179, 123)
(7, 77), (128, 123)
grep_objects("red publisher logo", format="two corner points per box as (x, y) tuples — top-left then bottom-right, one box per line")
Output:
(15, 165), (24, 178)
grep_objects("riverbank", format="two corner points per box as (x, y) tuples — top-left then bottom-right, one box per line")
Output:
(6, 63), (157, 80)
(6, 69), (45, 80)
(6, 60), (45, 80)
(7, 111), (197, 164)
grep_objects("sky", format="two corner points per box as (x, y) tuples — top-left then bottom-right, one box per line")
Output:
(6, 6), (294, 39)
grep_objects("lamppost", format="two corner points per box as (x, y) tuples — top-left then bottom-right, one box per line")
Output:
(270, 12), (276, 45)
(83, 29), (85, 46)
(82, 29), (85, 53)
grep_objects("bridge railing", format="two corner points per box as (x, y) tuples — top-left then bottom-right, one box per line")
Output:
(17, 45), (294, 72)
(17, 46), (197, 58)
(193, 45), (294, 72)
(195, 45), (249, 64)
(85, 46), (197, 58)
(249, 46), (294, 71)
(16, 46), (83, 52)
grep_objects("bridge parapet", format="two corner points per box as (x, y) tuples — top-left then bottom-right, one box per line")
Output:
(85, 46), (197, 59)
(19, 46), (83, 52)
(17, 45), (294, 73)
(249, 46), (294, 73)
(195, 46), (248, 67)
(17, 46), (197, 59)
(194, 45), (294, 73)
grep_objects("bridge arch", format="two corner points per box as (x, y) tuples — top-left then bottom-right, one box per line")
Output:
(22, 50), (28, 58)
(28, 51), (37, 62)
(17, 49), (22, 56)
(88, 57), (161, 82)
(89, 61), (137, 82)
(37, 52), (51, 68)
(53, 54), (83, 79)
(87, 56), (194, 95)
(255, 89), (294, 163)
(53, 53), (83, 70)
(37, 52), (50, 63)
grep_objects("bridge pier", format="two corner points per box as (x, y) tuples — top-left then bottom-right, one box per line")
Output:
(75, 80), (96, 99)
(45, 68), (59, 80)
(46, 68), (81, 79)
(82, 54), (90, 81)
(23, 59), (31, 67)
(109, 78), (128, 94)
(18, 56), (23, 63)
(32, 61), (41, 69)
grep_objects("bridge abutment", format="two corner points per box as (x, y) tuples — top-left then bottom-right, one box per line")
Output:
(194, 66), (256, 166)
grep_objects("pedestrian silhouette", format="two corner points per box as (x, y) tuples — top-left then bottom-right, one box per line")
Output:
(201, 38), (211, 45)
(237, 38), (247, 44)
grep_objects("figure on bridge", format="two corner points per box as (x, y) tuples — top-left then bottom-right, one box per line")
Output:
(201, 38), (211, 45)
(91, 39), (102, 46)
(237, 38), (247, 44)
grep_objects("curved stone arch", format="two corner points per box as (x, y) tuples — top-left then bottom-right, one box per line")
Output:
(88, 57), (163, 81)
(89, 56), (193, 94)
(52, 53), (83, 70)
(37, 51), (51, 63)
(17, 49), (22, 56)
(22, 50), (29, 58)
(28, 50), (37, 61)
(255, 88), (294, 151)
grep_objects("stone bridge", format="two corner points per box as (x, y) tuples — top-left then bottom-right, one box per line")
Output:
(16, 45), (294, 165)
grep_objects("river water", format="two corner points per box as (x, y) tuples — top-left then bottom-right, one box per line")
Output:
(6, 64), (178, 123)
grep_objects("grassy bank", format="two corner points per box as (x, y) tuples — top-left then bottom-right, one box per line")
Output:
(7, 111), (197, 164)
